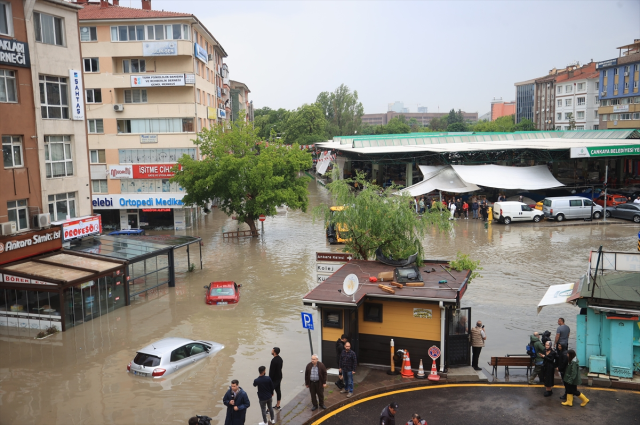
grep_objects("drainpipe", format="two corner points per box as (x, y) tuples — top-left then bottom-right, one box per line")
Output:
(439, 301), (445, 372)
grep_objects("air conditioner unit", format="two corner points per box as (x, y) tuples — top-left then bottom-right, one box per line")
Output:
(222, 88), (227, 95)
(624, 72), (629, 77)
(0, 221), (16, 236)
(32, 213), (50, 229)
(601, 92), (607, 96)
(208, 54), (213, 61)
(114, 104), (124, 112)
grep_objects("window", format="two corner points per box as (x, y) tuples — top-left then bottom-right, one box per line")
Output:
(83, 58), (99, 73)
(91, 180), (108, 193)
(118, 148), (196, 163)
(557, 86), (562, 94)
(196, 89), (200, 104)
(565, 99), (572, 106)
(622, 97), (630, 105)
(633, 112), (640, 120)
(0, 69), (17, 103)
(565, 113), (572, 120)
(625, 66), (630, 73)
(80, 26), (97, 42)
(122, 59), (146, 73)
(124, 89), (147, 103)
(2, 135), (22, 168)
(556, 113), (561, 120)
(577, 83), (585, 91)
(595, 96), (599, 104)
(555, 126), (561, 130)
(565, 85), (572, 93)
(143, 24), (188, 41)
(44, 135), (73, 178)
(557, 99), (562, 107)
(577, 97), (585, 106)
(635, 81), (639, 89)
(48, 192), (76, 222)
(90, 149), (105, 163)
(614, 84), (618, 91)
(595, 82), (599, 90)
(602, 114), (608, 121)
(85, 88), (102, 103)
(88, 119), (103, 133)
(575, 125), (584, 130)
(614, 68), (618, 75)
(0, 1), (12, 36)
(621, 113), (631, 120)
(39, 76), (69, 119)
(594, 110), (599, 119)
(577, 111), (585, 119)
(111, 25), (145, 41)
(120, 178), (183, 193)
(34, 12), (64, 46)
(322, 309), (342, 328)
(7, 199), (28, 230)
(363, 303), (383, 322)
(624, 82), (629, 90)
(117, 118), (194, 134)
(593, 125), (599, 130)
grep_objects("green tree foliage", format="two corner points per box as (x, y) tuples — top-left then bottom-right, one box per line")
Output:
(314, 170), (451, 262)
(355, 116), (411, 135)
(446, 122), (468, 132)
(171, 113), (312, 235)
(253, 107), (291, 140)
(316, 84), (364, 138)
(429, 116), (448, 131)
(284, 103), (327, 145)
(472, 114), (516, 132)
(447, 252), (483, 284)
(515, 118), (537, 131)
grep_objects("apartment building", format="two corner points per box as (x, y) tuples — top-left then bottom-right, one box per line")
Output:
(554, 62), (599, 131)
(490, 98), (515, 121)
(533, 73), (559, 130)
(514, 78), (535, 124)
(229, 80), (252, 122)
(361, 111), (478, 127)
(597, 40), (640, 130)
(76, 0), (228, 230)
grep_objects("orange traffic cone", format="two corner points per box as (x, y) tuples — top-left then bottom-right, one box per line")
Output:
(415, 359), (426, 379)
(427, 358), (440, 381)
(401, 350), (414, 378)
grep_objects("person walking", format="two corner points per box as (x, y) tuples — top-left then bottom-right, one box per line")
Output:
(562, 349), (589, 407)
(555, 318), (570, 351)
(528, 332), (546, 385)
(223, 380), (250, 425)
(557, 342), (569, 400)
(470, 320), (486, 371)
(304, 354), (327, 411)
(379, 401), (398, 425)
(339, 342), (357, 398)
(541, 341), (559, 397)
(253, 366), (276, 425)
(269, 347), (283, 410)
(462, 200), (469, 219)
(472, 199), (479, 219)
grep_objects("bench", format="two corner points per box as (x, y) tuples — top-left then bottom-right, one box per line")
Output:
(489, 355), (533, 376)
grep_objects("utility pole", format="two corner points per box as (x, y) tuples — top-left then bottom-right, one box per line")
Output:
(603, 165), (608, 222)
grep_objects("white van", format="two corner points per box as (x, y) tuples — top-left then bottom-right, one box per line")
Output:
(493, 201), (544, 224)
(542, 196), (603, 221)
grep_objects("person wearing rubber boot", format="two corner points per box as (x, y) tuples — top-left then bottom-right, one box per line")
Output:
(561, 349), (589, 407)
(528, 332), (545, 385)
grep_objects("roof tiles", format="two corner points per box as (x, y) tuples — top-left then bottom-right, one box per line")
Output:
(78, 3), (191, 20)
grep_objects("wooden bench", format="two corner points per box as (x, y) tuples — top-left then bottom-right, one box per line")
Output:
(489, 356), (533, 376)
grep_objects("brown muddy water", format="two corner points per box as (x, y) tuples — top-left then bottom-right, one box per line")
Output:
(0, 181), (638, 424)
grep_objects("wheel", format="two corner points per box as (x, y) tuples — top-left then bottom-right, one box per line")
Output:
(533, 215), (541, 223)
(503, 216), (511, 225)
(634, 215), (640, 223)
(605, 210), (611, 218)
(593, 211), (602, 219)
(555, 214), (565, 222)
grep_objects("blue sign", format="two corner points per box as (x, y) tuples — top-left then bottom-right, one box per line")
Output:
(301, 312), (314, 330)
(194, 43), (208, 63)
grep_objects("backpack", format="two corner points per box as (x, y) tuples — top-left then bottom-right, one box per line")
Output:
(526, 342), (537, 358)
(541, 330), (551, 345)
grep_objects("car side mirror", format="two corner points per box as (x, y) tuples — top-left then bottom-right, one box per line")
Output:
(237, 284), (242, 288)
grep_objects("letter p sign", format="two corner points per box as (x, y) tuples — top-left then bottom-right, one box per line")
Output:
(301, 312), (314, 330)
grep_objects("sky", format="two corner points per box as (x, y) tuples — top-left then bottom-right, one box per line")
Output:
(126, 1), (639, 115)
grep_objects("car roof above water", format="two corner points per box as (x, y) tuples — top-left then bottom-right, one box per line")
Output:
(543, 196), (592, 200)
(137, 338), (198, 355)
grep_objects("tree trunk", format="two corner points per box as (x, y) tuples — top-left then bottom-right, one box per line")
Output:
(245, 218), (258, 237)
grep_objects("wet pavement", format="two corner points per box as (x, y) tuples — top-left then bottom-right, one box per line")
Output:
(1, 180), (639, 425)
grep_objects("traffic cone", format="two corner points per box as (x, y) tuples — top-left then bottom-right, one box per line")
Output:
(401, 350), (414, 378)
(427, 358), (440, 381)
(415, 359), (426, 379)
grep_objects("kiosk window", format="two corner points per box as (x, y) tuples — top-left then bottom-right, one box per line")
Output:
(363, 303), (383, 322)
(323, 309), (342, 328)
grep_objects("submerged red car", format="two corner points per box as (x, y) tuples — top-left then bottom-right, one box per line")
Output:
(204, 281), (241, 305)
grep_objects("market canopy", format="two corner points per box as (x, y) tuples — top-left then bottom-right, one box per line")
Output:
(401, 166), (480, 196)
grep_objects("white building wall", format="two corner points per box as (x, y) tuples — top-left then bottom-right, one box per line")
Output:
(554, 77), (600, 130)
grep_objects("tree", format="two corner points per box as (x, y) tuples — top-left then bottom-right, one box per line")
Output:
(447, 108), (458, 125)
(515, 118), (537, 131)
(383, 116), (411, 134)
(446, 122), (468, 132)
(408, 118), (420, 132)
(284, 103), (327, 145)
(253, 107), (291, 141)
(429, 116), (448, 131)
(171, 112), (312, 235)
(566, 113), (576, 130)
(314, 169), (451, 263)
(316, 84), (364, 138)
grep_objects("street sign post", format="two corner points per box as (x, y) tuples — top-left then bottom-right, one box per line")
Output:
(316, 252), (353, 262)
(259, 214), (266, 234)
(301, 312), (314, 356)
(428, 345), (441, 381)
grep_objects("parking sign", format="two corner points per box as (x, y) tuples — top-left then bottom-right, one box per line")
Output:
(301, 312), (314, 330)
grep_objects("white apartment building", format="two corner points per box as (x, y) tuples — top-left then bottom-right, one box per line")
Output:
(554, 63), (600, 131)
(76, 0), (228, 230)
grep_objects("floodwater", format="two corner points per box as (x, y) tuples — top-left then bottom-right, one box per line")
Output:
(0, 181), (638, 425)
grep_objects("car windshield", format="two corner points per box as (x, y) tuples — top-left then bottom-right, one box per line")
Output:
(134, 352), (161, 367)
(614, 197), (627, 203)
(210, 287), (235, 296)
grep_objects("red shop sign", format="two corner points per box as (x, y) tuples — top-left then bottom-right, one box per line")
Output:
(133, 164), (183, 179)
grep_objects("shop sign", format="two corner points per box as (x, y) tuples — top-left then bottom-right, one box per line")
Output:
(613, 105), (629, 113)
(134, 164), (182, 179)
(92, 194), (185, 210)
(142, 209), (170, 212)
(218, 108), (226, 119)
(570, 145), (640, 158)
(194, 43), (208, 63)
(0, 39), (30, 68)
(69, 69), (85, 121)
(55, 216), (102, 241)
(0, 228), (62, 265)
(316, 252), (353, 262)
(0, 274), (56, 286)
(185, 74), (195, 84)
(131, 74), (185, 87)
(596, 58), (617, 69)
(207, 107), (216, 120)
(108, 165), (133, 179)
(140, 134), (158, 144)
(142, 41), (178, 57)
(413, 308), (432, 319)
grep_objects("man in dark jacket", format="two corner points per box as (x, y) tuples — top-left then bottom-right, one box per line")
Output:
(339, 342), (357, 398)
(379, 401), (398, 425)
(335, 334), (347, 365)
(253, 366), (275, 424)
(268, 347), (283, 410)
(528, 332), (546, 385)
(304, 354), (327, 411)
(223, 380), (250, 425)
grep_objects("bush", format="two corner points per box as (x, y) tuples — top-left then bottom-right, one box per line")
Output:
(448, 252), (482, 284)
(45, 326), (59, 335)
(36, 331), (46, 339)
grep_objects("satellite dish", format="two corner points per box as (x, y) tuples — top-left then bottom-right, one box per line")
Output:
(342, 274), (359, 296)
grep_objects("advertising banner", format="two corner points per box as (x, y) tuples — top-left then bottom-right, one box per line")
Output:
(142, 41), (178, 56)
(69, 69), (85, 121)
(0, 39), (30, 68)
(108, 165), (133, 179)
(54, 216), (102, 241)
(93, 194), (185, 210)
(218, 108), (226, 119)
(596, 58), (617, 69)
(140, 135), (158, 144)
(133, 164), (182, 179)
(131, 74), (185, 87)
(194, 43), (208, 63)
(613, 105), (629, 113)
(207, 107), (216, 120)
(570, 145), (640, 158)
(0, 228), (62, 265)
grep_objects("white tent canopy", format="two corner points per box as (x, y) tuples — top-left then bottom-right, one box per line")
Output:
(400, 164), (563, 196)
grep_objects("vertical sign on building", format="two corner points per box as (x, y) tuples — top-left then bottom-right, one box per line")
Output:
(69, 69), (85, 121)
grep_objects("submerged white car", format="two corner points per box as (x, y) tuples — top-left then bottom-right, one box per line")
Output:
(128, 337), (224, 378)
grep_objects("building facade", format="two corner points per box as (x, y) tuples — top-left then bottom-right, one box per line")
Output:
(490, 98), (515, 121)
(554, 62), (599, 131)
(514, 78), (535, 124)
(533, 73), (559, 131)
(597, 40), (640, 130)
(229, 80), (252, 122)
(361, 111), (478, 127)
(76, 0), (228, 230)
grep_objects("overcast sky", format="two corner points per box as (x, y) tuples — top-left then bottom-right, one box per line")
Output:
(136, 1), (638, 115)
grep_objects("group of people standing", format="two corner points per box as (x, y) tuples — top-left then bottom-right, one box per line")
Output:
(528, 318), (589, 407)
(411, 195), (489, 221)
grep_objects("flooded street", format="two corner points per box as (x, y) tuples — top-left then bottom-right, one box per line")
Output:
(1, 180), (638, 425)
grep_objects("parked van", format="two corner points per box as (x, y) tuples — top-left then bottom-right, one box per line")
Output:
(542, 196), (603, 221)
(493, 201), (544, 224)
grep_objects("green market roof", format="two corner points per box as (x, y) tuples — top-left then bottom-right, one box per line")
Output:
(580, 272), (640, 304)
